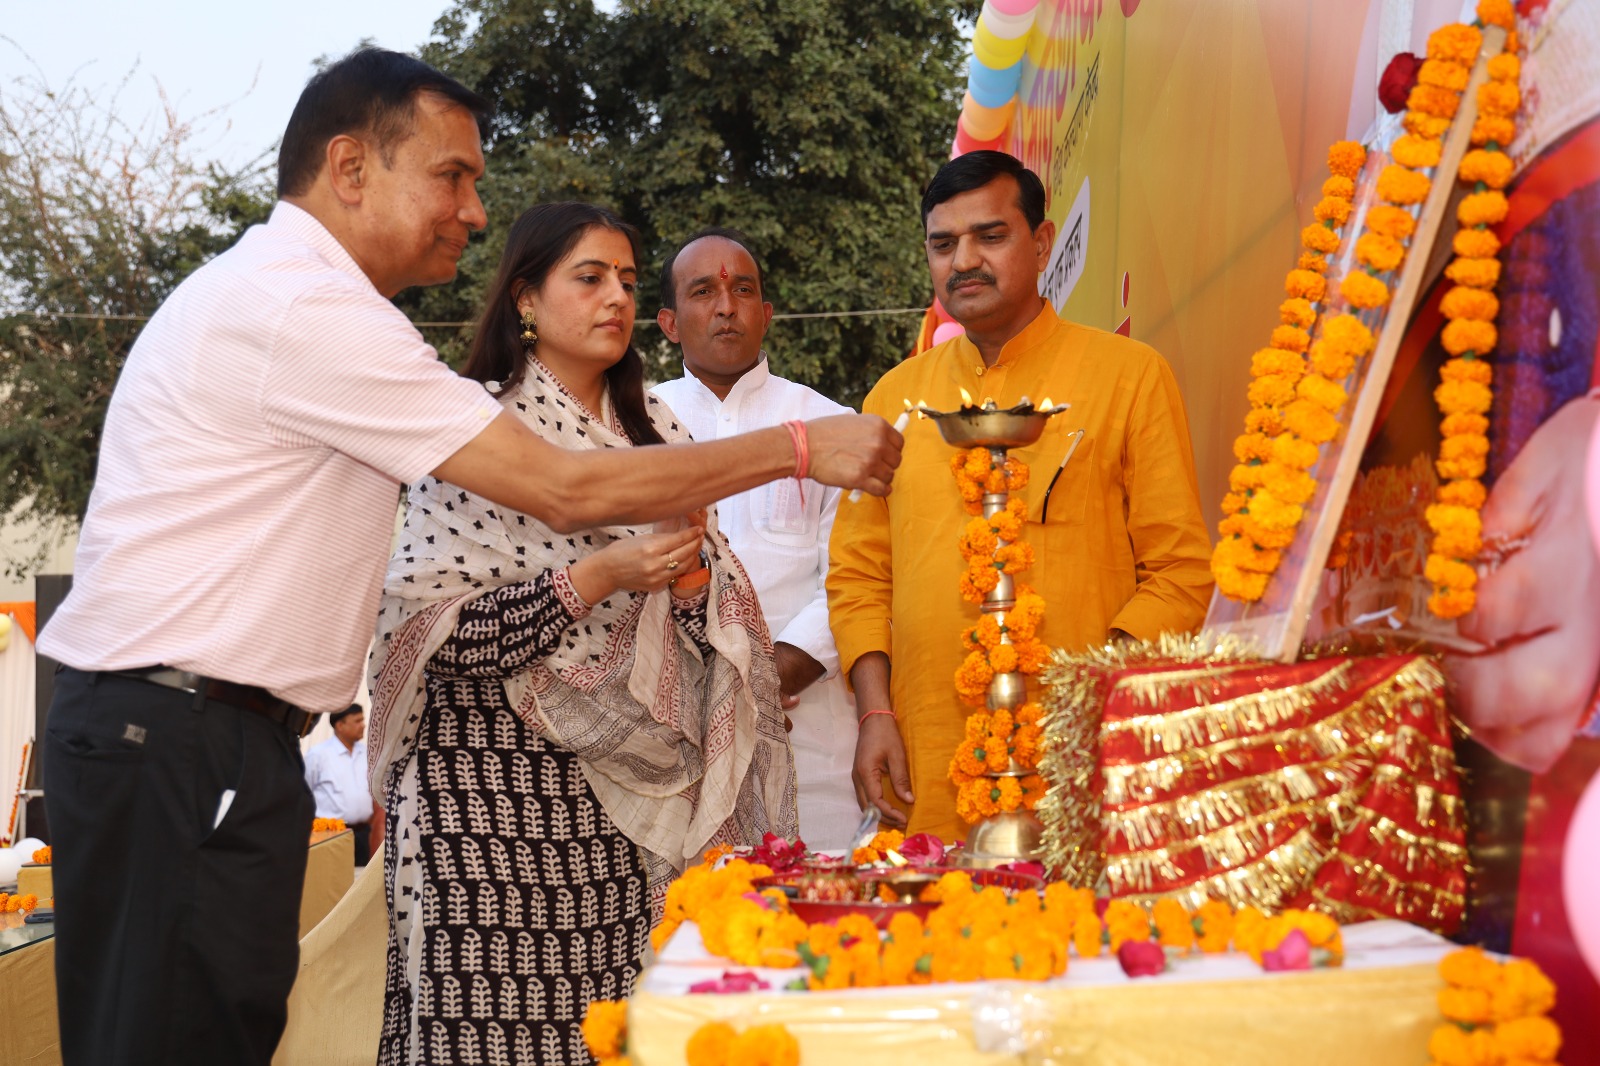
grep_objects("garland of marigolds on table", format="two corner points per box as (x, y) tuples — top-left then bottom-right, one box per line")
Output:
(1431, 946), (1562, 1064)
(1213, 0), (1518, 619)
(642, 853), (1345, 990)
(949, 448), (1049, 822)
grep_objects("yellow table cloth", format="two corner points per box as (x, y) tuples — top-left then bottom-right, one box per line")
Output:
(628, 920), (1452, 1065)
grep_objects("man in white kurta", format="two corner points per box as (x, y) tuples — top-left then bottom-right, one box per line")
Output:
(652, 229), (860, 849)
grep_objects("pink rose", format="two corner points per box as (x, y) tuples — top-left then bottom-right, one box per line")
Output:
(1117, 939), (1167, 978)
(898, 833), (946, 865)
(688, 970), (771, 994)
(1261, 928), (1313, 972)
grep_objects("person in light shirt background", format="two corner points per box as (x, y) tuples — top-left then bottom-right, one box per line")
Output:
(302, 704), (374, 864)
(651, 228), (859, 850)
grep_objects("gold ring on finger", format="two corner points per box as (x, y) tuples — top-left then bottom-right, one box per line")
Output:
(666, 558), (680, 571)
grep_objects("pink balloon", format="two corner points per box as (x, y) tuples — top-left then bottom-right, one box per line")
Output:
(1565, 773), (1600, 982)
(987, 0), (1040, 15)
(933, 322), (966, 346)
(1587, 415), (1600, 559)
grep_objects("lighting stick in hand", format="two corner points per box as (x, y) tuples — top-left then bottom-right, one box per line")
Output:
(849, 402), (913, 503)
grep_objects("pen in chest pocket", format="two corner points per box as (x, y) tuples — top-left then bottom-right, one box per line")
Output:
(1040, 429), (1085, 524)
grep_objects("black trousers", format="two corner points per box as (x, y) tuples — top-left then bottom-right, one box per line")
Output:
(43, 668), (316, 1066)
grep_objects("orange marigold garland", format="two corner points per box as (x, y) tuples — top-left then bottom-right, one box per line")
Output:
(581, 999), (632, 1066)
(1431, 947), (1561, 1066)
(1424, 7), (1516, 619)
(1213, 139), (1365, 601)
(1215, 4), (1504, 606)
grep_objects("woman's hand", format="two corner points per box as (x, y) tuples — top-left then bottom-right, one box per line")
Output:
(568, 523), (705, 603)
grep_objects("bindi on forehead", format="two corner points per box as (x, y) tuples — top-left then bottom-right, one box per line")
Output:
(720, 263), (729, 279)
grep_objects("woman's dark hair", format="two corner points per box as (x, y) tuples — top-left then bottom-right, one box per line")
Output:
(463, 202), (664, 447)
(277, 47), (490, 198)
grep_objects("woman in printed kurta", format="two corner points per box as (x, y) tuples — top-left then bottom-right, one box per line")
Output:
(369, 203), (797, 1066)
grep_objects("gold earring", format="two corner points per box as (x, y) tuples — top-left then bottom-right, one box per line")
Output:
(519, 310), (538, 351)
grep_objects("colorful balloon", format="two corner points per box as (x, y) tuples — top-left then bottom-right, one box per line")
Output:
(1565, 773), (1600, 982)
(974, 20), (1031, 70)
(960, 92), (1017, 142)
(967, 57), (1024, 109)
(980, 5), (1038, 39)
(986, 0), (1040, 16)
(953, 119), (1005, 156)
(933, 322), (966, 346)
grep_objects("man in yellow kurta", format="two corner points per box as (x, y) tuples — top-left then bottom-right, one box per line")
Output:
(828, 151), (1213, 842)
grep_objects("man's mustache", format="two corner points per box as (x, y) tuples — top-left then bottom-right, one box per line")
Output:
(947, 270), (996, 293)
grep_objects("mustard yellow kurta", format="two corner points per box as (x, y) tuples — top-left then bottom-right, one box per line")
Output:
(827, 303), (1213, 840)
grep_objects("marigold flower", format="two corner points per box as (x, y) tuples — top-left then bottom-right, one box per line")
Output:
(1312, 196), (1351, 226)
(1212, 560), (1269, 601)
(1404, 111), (1451, 138)
(1426, 552), (1478, 592)
(1270, 325), (1311, 353)
(1441, 426), (1491, 459)
(1248, 372), (1299, 408)
(1248, 488), (1304, 532)
(1440, 286), (1498, 322)
(1326, 140), (1367, 178)
(1229, 463), (1267, 493)
(1295, 371), (1348, 415)
(1363, 205), (1417, 242)
(731, 1025), (800, 1066)
(1377, 164), (1432, 205)
(1441, 358), (1493, 386)
(1321, 175), (1355, 199)
(1418, 58), (1470, 91)
(1322, 314), (1376, 357)
(1391, 133), (1444, 169)
(1477, 80), (1520, 117)
(1245, 407), (1283, 436)
(1460, 148), (1514, 189)
(1300, 223), (1340, 256)
(1445, 255), (1502, 289)
(1284, 269), (1327, 302)
(1015, 639), (1051, 674)
(1427, 24), (1483, 65)
(1453, 228), (1501, 259)
(1492, 1016), (1562, 1062)
(1437, 477), (1486, 508)
(1486, 51), (1520, 83)
(1426, 503), (1484, 557)
(1458, 191), (1510, 228)
(1233, 432), (1274, 463)
(1262, 464), (1317, 506)
(1195, 900), (1235, 953)
(1308, 341), (1355, 381)
(1284, 399), (1340, 444)
(1221, 512), (1296, 550)
(1340, 271), (1391, 309)
(1019, 773), (1047, 808)
(988, 643), (1019, 675)
(1470, 114), (1516, 147)
(581, 1000), (629, 1061)
(1279, 297), (1316, 328)
(1406, 83), (1462, 119)
(686, 1021), (738, 1066)
(1491, 958), (1558, 1020)
(1356, 232), (1406, 273)
(1251, 349), (1305, 382)
(1441, 319), (1497, 356)
(1477, 0), (1516, 29)
(1428, 1024), (1497, 1066)
(1297, 252), (1328, 274)
(1437, 986), (1493, 1025)
(1272, 432), (1320, 470)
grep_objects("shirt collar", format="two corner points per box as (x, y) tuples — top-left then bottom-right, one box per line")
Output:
(679, 351), (771, 406)
(269, 201), (379, 294)
(949, 300), (1061, 372)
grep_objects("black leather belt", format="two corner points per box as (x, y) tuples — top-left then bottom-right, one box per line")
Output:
(112, 667), (321, 738)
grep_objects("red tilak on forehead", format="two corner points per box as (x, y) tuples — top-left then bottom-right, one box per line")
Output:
(719, 263), (729, 279)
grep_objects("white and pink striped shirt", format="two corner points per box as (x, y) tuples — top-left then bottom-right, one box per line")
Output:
(39, 202), (498, 712)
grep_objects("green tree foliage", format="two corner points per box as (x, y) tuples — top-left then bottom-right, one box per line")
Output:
(411, 0), (975, 404)
(0, 65), (270, 562)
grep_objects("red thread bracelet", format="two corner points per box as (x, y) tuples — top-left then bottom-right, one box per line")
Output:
(782, 419), (809, 504)
(858, 708), (896, 725)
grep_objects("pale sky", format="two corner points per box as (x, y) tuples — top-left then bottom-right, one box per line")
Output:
(2, 1), (454, 170)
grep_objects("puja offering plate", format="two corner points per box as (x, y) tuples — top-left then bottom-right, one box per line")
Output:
(751, 864), (1044, 929)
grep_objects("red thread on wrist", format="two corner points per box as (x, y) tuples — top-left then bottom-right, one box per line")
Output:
(859, 708), (896, 725)
(783, 419), (809, 505)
